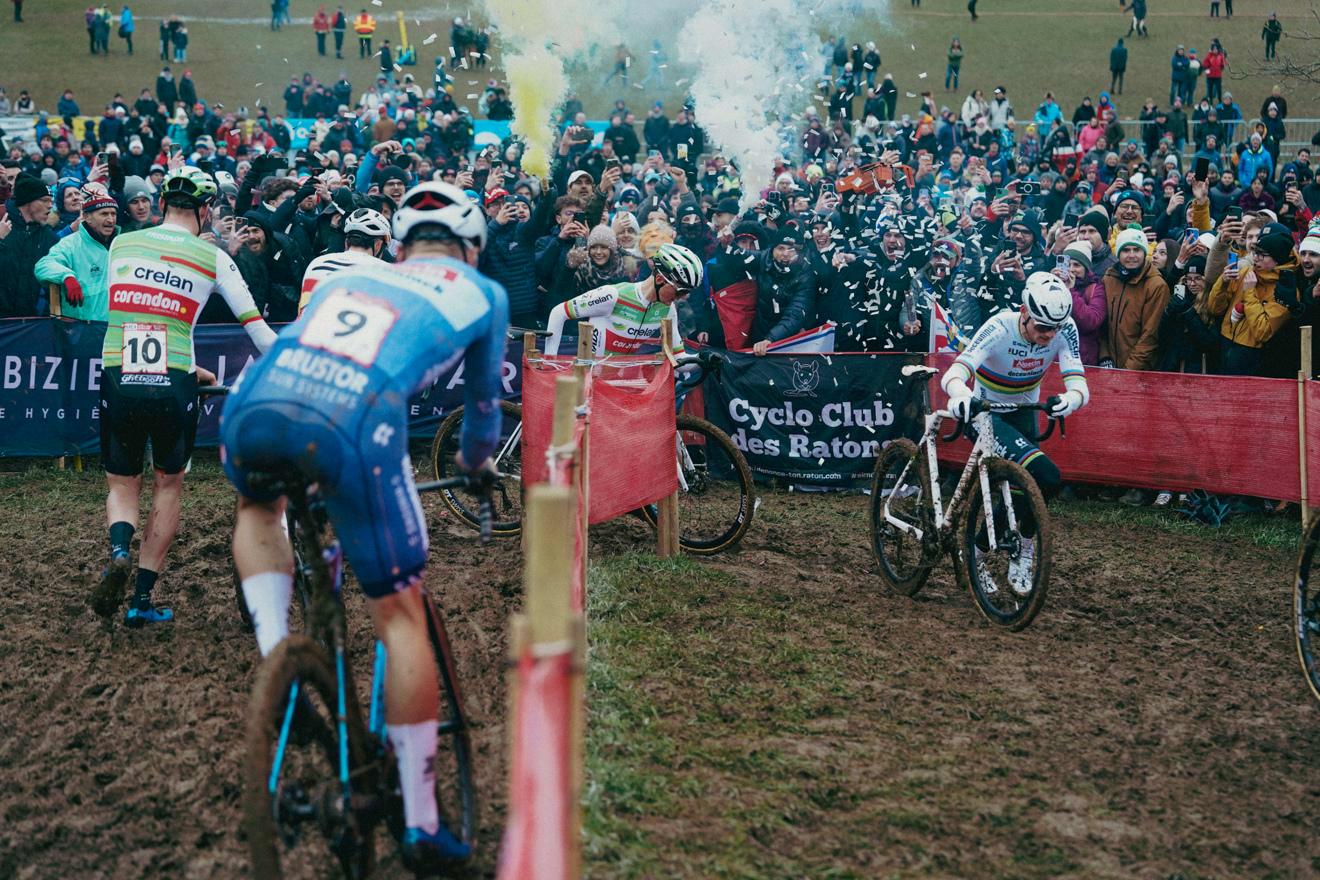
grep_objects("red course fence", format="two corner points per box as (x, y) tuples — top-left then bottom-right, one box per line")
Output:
(928, 352), (1320, 502)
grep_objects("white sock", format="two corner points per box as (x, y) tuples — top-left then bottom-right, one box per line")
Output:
(241, 572), (293, 657)
(388, 721), (439, 834)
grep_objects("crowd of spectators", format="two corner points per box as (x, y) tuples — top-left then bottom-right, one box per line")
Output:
(1, 18), (1319, 394)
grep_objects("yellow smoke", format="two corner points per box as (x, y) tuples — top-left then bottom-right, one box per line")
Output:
(503, 47), (565, 179)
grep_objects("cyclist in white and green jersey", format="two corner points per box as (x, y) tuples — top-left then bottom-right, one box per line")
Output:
(545, 242), (704, 357)
(92, 166), (277, 627)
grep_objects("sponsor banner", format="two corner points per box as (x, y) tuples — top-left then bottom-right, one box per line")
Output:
(702, 350), (924, 484)
(0, 318), (522, 458)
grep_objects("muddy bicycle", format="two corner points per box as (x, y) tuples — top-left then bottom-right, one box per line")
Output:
(1294, 513), (1320, 705)
(240, 468), (490, 878)
(431, 349), (755, 555)
(869, 364), (1064, 631)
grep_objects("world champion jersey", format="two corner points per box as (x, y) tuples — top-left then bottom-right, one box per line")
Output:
(102, 223), (275, 384)
(946, 309), (1088, 405)
(546, 281), (686, 358)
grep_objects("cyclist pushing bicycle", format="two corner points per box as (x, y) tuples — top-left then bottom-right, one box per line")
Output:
(220, 181), (506, 874)
(941, 271), (1090, 593)
(543, 242), (705, 357)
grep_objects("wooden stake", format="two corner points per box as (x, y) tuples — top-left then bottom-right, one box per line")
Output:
(524, 486), (576, 646)
(48, 283), (62, 319)
(657, 323), (681, 557)
(1299, 326), (1312, 532)
(575, 323), (591, 589)
(567, 611), (587, 880)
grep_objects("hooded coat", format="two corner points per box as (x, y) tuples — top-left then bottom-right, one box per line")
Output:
(1100, 257), (1170, 369)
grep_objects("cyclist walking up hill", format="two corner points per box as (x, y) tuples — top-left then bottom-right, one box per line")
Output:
(221, 182), (506, 872)
(941, 272), (1090, 593)
(544, 242), (704, 357)
(92, 166), (277, 627)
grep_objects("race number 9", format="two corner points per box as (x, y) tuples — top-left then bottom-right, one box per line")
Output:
(299, 289), (399, 366)
(122, 322), (168, 374)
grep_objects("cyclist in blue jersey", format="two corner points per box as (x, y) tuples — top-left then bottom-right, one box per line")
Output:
(220, 181), (506, 872)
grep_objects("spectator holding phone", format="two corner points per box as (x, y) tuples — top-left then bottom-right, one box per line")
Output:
(1205, 223), (1296, 375)
(1055, 241), (1107, 365)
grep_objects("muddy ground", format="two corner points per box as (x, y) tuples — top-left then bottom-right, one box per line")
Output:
(0, 458), (1316, 878)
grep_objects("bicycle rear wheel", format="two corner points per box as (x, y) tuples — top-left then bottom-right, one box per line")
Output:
(431, 401), (524, 536)
(869, 439), (936, 596)
(961, 458), (1052, 631)
(639, 415), (755, 555)
(243, 636), (377, 879)
(1294, 514), (1320, 704)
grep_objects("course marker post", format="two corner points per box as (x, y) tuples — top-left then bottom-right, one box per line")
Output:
(1300, 325), (1312, 532)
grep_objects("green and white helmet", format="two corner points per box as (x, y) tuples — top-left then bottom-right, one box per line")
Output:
(160, 166), (218, 207)
(652, 242), (704, 290)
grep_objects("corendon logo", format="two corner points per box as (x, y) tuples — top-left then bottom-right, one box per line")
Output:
(603, 330), (644, 353)
(1013, 357), (1045, 371)
(110, 285), (190, 320)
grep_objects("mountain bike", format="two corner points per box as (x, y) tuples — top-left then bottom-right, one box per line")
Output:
(241, 469), (491, 878)
(431, 350), (755, 555)
(1294, 513), (1320, 705)
(869, 365), (1063, 631)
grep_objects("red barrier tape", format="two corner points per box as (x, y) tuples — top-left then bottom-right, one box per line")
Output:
(495, 649), (574, 880)
(522, 354), (678, 526)
(929, 352), (1319, 500)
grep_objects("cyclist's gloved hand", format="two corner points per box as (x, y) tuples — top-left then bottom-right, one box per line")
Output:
(1098, 357), (1115, 369)
(63, 276), (85, 307)
(1049, 391), (1083, 418)
(948, 392), (974, 423)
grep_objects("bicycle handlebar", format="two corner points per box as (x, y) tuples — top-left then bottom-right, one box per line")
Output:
(415, 471), (498, 544)
(674, 350), (724, 388)
(939, 396), (1067, 442)
(198, 385), (229, 398)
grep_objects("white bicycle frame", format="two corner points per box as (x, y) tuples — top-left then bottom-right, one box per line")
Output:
(881, 408), (1020, 553)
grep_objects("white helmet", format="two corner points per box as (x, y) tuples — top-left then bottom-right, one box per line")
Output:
(1022, 271), (1073, 326)
(344, 208), (391, 238)
(392, 181), (486, 250)
(652, 243), (704, 290)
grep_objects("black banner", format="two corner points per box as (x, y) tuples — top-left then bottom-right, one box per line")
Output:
(702, 351), (925, 484)
(0, 318), (523, 458)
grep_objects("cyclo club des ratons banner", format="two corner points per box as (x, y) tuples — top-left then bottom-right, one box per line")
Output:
(702, 351), (925, 485)
(0, 318), (524, 458)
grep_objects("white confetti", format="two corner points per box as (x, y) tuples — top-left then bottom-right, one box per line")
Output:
(371, 0), (382, 5)
(394, 63), (402, 71)
(423, 33), (437, 45)
(910, 43), (916, 51)
(918, 72), (928, 79)
(905, 92), (917, 98)
(467, 93), (478, 99)
(254, 83), (263, 87)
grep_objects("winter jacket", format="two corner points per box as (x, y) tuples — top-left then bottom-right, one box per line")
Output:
(1068, 273), (1107, 365)
(1109, 43), (1128, 73)
(1237, 146), (1273, 184)
(748, 250), (816, 345)
(1206, 259), (1295, 351)
(0, 215), (59, 317)
(479, 193), (555, 325)
(1100, 259), (1170, 370)
(34, 224), (115, 321)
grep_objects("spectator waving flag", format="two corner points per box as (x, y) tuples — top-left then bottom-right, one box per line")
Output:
(927, 297), (964, 353)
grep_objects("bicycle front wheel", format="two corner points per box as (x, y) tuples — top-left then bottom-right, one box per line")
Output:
(869, 439), (936, 596)
(639, 415), (755, 555)
(961, 458), (1052, 631)
(1294, 513), (1320, 704)
(431, 401), (524, 536)
(243, 636), (377, 879)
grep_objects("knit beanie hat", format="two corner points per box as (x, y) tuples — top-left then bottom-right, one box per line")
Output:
(1115, 226), (1148, 254)
(1255, 224), (1295, 264)
(1063, 240), (1093, 271)
(1299, 234), (1320, 256)
(122, 175), (156, 203)
(732, 220), (766, 248)
(82, 191), (119, 214)
(586, 224), (617, 250)
(1009, 209), (1043, 243)
(1078, 205), (1110, 239)
(12, 173), (49, 207)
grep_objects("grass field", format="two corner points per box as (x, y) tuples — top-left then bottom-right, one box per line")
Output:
(3, 0), (1318, 134)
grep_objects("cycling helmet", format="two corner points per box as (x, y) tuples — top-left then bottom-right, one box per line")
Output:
(213, 170), (238, 198)
(160, 166), (218, 207)
(345, 208), (391, 238)
(1022, 271), (1073, 326)
(391, 181), (486, 249)
(651, 242), (704, 291)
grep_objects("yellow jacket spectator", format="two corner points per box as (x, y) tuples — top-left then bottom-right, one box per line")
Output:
(1205, 223), (1297, 374)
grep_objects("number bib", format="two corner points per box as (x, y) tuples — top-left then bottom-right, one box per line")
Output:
(299, 289), (398, 366)
(122, 322), (168, 375)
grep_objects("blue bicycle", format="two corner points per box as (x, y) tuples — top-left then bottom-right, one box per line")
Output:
(240, 470), (490, 878)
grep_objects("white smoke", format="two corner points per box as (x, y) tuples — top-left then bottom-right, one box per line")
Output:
(680, 0), (879, 208)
